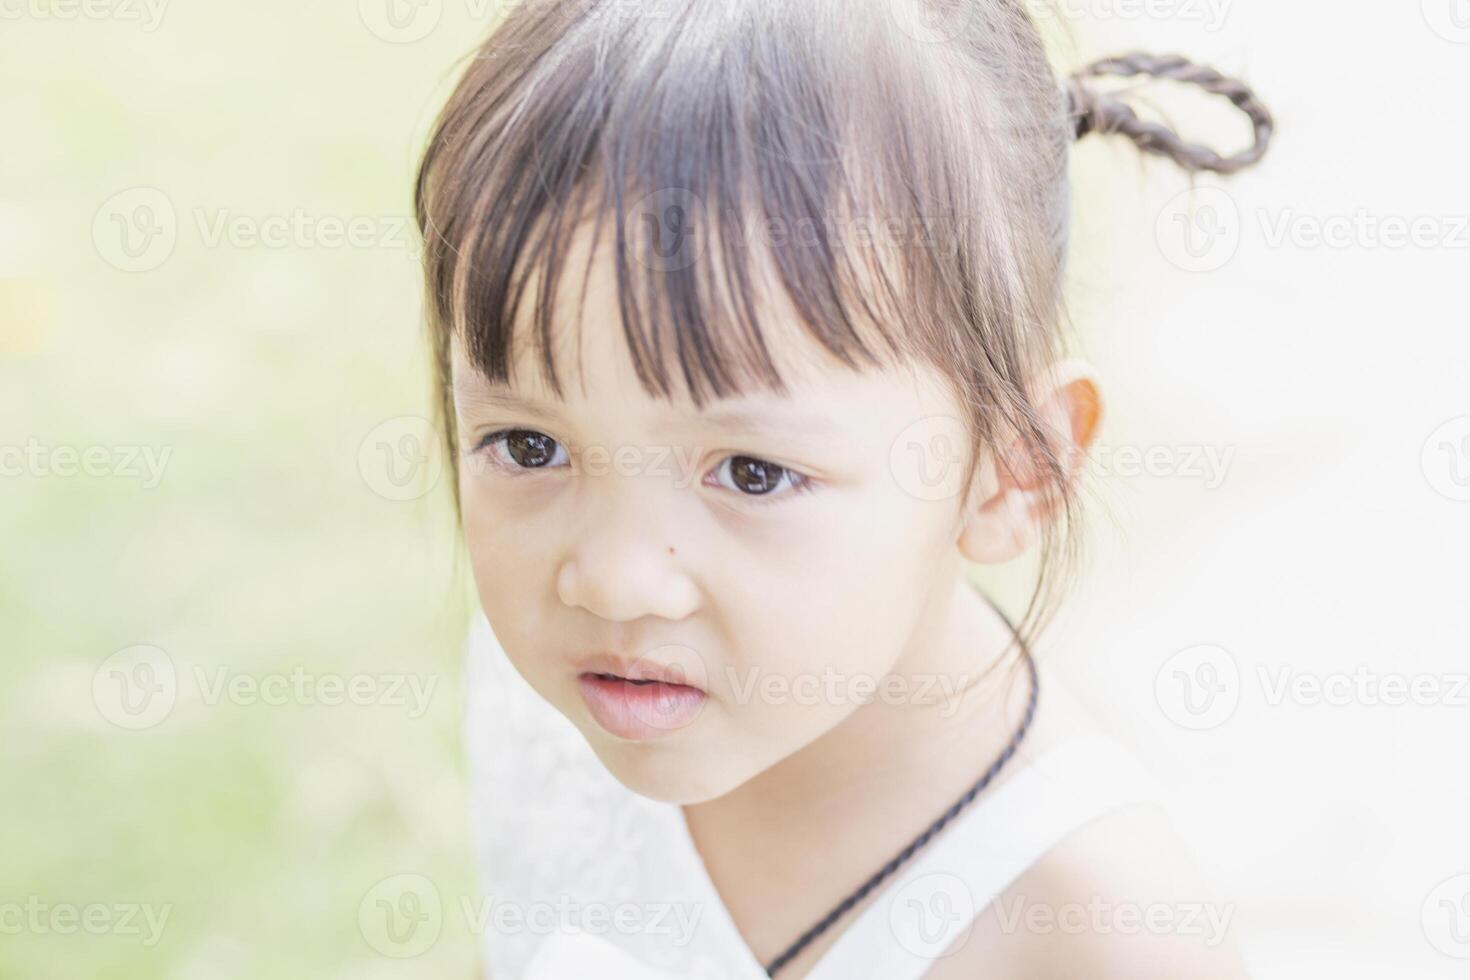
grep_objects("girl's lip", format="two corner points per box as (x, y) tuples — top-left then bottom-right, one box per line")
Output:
(576, 673), (708, 740)
(574, 652), (707, 691)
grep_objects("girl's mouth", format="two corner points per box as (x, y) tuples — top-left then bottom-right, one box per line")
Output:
(593, 672), (657, 684)
(576, 672), (708, 741)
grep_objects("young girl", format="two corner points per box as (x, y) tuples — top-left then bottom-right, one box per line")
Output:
(415, 2), (1273, 977)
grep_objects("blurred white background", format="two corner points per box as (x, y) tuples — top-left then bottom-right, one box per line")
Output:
(1023, 3), (1470, 977)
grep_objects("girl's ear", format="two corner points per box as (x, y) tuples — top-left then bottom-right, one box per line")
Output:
(957, 358), (1104, 563)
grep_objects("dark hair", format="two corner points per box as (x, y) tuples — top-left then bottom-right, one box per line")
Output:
(414, 0), (1272, 665)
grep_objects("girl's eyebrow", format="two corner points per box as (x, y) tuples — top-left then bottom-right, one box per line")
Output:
(453, 385), (568, 423)
(456, 381), (841, 444)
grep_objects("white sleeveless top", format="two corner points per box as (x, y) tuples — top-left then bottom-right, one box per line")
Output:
(463, 613), (1170, 979)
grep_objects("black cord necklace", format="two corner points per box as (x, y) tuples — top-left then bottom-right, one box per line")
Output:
(762, 602), (1041, 977)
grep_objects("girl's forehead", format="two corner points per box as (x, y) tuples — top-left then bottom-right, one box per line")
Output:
(455, 215), (924, 412)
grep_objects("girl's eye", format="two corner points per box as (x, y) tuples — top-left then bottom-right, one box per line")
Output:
(475, 428), (569, 471)
(709, 455), (813, 503)
(472, 430), (811, 504)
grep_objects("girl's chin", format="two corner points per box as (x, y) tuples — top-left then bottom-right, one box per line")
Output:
(581, 734), (753, 806)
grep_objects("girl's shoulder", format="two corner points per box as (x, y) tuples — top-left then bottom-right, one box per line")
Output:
(928, 675), (1249, 980)
(991, 801), (1250, 979)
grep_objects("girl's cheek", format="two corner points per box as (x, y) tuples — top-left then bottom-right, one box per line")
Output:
(461, 493), (530, 572)
(460, 463), (558, 522)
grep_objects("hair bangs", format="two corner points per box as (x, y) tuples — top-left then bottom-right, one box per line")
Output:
(417, 3), (984, 420)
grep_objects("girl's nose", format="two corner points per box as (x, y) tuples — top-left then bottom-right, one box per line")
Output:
(555, 484), (701, 623)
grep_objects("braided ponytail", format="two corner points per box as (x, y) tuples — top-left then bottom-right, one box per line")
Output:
(1064, 51), (1274, 175)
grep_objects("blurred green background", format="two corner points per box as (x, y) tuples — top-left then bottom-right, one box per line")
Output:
(0, 3), (510, 976)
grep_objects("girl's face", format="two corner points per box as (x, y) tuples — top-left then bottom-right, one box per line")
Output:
(452, 229), (979, 805)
